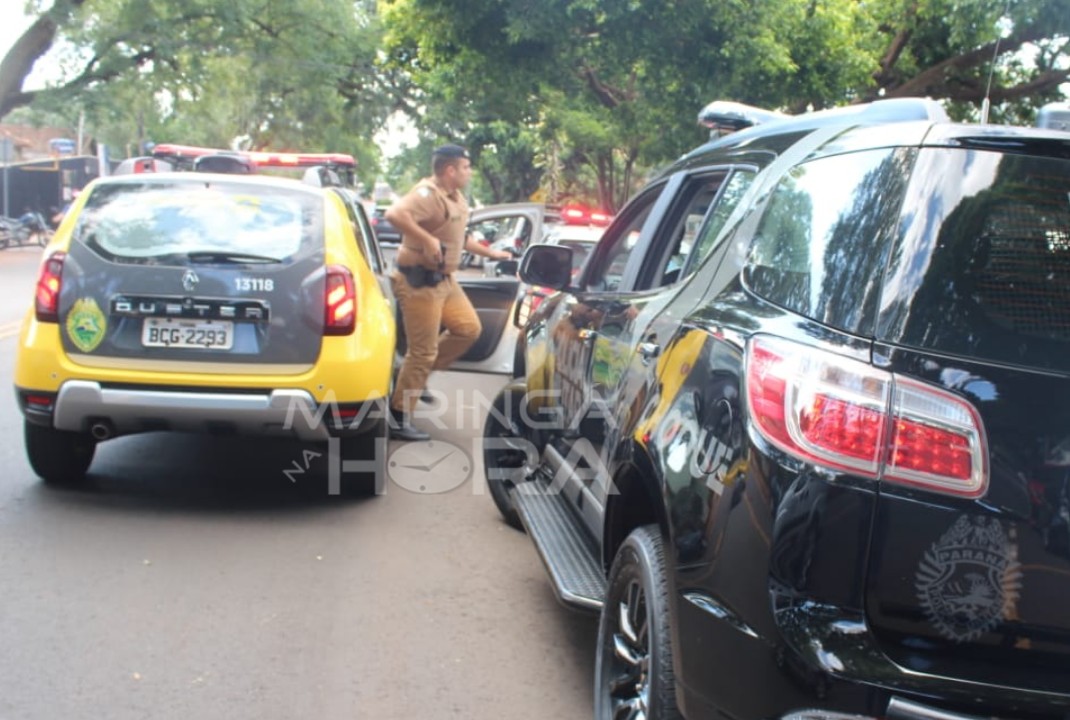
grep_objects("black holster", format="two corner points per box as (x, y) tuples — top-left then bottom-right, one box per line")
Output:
(397, 265), (446, 288)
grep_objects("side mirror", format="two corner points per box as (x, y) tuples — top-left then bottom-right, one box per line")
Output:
(520, 244), (573, 290)
(494, 259), (519, 277)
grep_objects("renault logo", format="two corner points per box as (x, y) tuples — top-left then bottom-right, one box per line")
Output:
(181, 270), (199, 292)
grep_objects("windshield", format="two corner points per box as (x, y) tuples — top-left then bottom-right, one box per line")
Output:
(76, 181), (321, 263)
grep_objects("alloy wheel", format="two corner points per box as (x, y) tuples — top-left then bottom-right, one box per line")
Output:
(607, 578), (651, 719)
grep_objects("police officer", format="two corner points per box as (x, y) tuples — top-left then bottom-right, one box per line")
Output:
(386, 144), (512, 441)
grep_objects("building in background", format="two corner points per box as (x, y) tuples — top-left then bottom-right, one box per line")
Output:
(0, 124), (99, 220)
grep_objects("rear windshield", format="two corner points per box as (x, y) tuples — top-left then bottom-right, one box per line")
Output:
(75, 181), (321, 262)
(879, 147), (1070, 372)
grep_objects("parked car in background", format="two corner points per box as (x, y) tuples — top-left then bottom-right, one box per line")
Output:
(370, 205), (402, 267)
(510, 222), (604, 327)
(370, 205), (401, 245)
(477, 202), (611, 277)
(484, 97), (1070, 719)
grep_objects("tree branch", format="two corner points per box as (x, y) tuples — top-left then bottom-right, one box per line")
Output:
(874, 2), (918, 86)
(61, 48), (159, 91)
(580, 61), (624, 109)
(880, 26), (1053, 100)
(0, 15), (59, 118)
(0, 0), (95, 118)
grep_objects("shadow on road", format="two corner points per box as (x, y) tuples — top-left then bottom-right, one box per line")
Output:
(41, 432), (372, 513)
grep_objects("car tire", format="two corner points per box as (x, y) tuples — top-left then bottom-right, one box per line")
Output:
(336, 418), (389, 497)
(24, 421), (96, 487)
(482, 383), (534, 530)
(595, 525), (682, 720)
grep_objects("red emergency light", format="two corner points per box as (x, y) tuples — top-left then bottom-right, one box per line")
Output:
(560, 204), (612, 227)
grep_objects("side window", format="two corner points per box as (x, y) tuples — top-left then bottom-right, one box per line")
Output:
(650, 173), (727, 287)
(684, 169), (756, 276)
(353, 201), (385, 273)
(639, 169), (757, 289)
(744, 148), (910, 334)
(584, 187), (662, 292)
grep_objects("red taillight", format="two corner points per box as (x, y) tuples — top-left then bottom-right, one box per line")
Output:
(35, 251), (66, 322)
(799, 395), (886, 464)
(885, 379), (986, 494)
(745, 336), (987, 498)
(324, 265), (356, 335)
(24, 394), (55, 410)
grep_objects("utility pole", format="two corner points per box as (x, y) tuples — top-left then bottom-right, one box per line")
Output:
(1, 137), (12, 218)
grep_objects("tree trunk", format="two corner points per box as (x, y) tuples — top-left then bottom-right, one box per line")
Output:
(0, 15), (59, 119)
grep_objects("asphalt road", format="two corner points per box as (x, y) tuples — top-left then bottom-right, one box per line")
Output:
(0, 246), (597, 719)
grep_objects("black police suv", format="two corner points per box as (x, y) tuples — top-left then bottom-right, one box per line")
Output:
(482, 98), (1070, 719)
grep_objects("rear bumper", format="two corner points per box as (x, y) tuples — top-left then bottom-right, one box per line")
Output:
(22, 380), (385, 440)
(675, 590), (1070, 719)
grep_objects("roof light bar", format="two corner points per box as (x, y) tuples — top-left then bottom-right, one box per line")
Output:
(698, 101), (789, 134)
(151, 144), (356, 169)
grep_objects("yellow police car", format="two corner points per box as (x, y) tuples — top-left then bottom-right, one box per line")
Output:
(13, 161), (396, 494)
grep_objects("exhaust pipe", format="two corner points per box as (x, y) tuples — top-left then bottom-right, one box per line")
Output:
(89, 420), (115, 441)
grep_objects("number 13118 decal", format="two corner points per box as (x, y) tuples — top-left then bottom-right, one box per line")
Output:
(235, 277), (275, 292)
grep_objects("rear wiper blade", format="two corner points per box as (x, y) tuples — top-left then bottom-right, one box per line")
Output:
(186, 251), (282, 264)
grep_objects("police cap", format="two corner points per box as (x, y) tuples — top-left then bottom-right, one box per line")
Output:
(432, 144), (470, 160)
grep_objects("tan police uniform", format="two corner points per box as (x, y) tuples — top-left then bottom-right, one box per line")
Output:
(390, 176), (482, 415)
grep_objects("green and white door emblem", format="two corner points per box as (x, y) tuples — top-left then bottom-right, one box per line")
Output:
(66, 297), (107, 353)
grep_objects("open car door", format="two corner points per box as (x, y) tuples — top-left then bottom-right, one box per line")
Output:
(393, 203), (547, 376)
(392, 274), (522, 375)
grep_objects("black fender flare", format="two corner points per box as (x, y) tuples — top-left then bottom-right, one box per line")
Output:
(602, 436), (673, 573)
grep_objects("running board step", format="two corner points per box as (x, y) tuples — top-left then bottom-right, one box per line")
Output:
(511, 483), (605, 612)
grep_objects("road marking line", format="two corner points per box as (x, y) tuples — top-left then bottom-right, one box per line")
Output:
(0, 320), (23, 340)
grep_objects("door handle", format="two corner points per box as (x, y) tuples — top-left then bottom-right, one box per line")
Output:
(638, 342), (661, 362)
(578, 328), (598, 345)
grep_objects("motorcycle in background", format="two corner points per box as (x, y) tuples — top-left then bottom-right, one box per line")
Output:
(0, 212), (52, 249)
